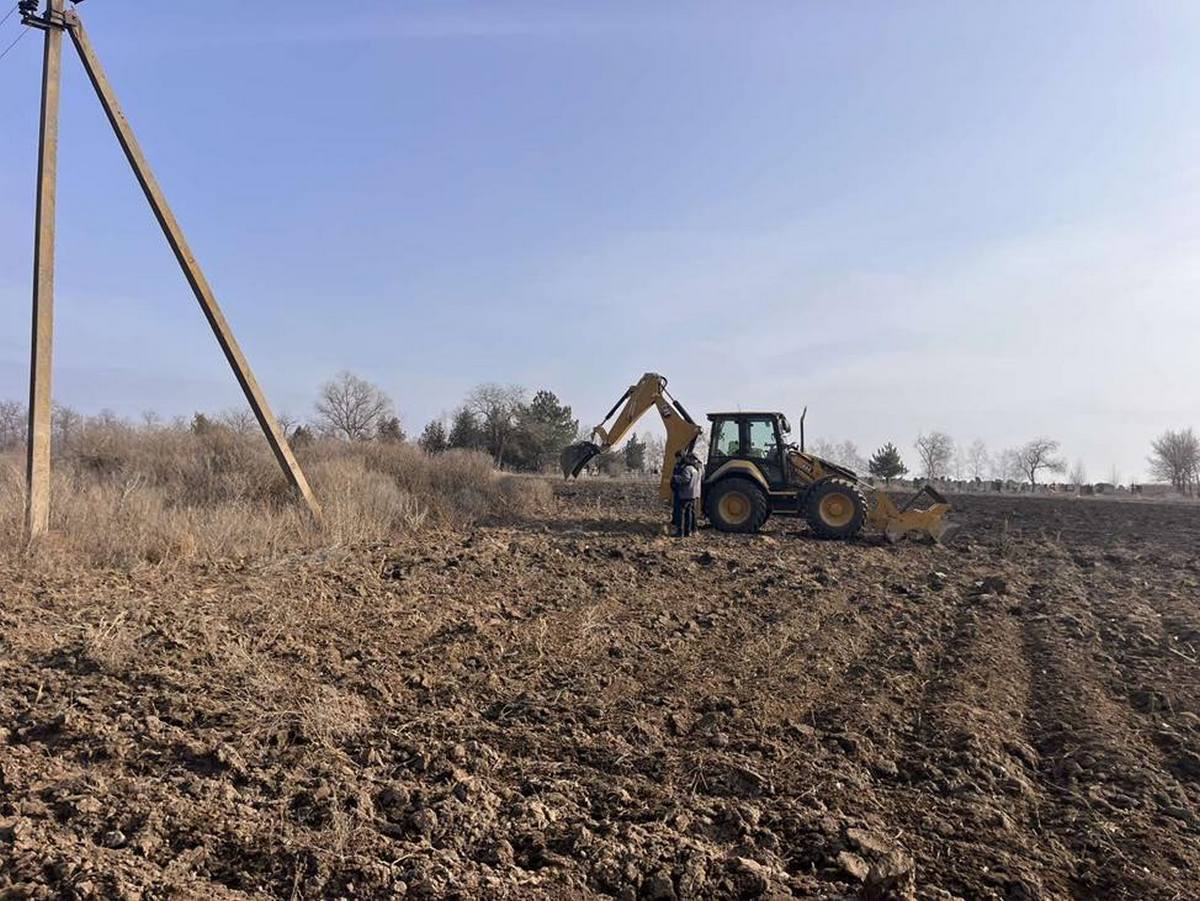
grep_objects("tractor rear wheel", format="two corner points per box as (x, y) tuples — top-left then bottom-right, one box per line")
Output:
(706, 478), (769, 533)
(805, 478), (867, 540)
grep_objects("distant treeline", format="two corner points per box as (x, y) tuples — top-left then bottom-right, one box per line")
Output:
(4, 373), (1195, 492)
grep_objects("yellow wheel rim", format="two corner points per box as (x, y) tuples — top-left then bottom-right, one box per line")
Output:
(819, 493), (854, 528)
(718, 492), (751, 524)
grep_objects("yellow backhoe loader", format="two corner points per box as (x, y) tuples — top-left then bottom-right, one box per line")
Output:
(561, 372), (955, 542)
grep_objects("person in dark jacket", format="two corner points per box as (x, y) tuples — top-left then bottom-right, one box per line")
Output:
(673, 452), (704, 537)
(670, 451), (687, 535)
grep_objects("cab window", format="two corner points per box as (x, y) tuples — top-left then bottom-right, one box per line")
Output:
(746, 418), (779, 460)
(710, 420), (740, 457)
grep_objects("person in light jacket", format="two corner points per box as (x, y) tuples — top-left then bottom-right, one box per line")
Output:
(675, 452), (703, 538)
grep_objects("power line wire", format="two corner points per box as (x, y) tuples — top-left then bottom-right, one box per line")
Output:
(0, 19), (29, 65)
(0, 5), (17, 29)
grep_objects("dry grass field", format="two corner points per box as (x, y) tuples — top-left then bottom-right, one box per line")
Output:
(2, 455), (1199, 899)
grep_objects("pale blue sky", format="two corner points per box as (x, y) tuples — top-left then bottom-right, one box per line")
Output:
(2, 1), (1199, 480)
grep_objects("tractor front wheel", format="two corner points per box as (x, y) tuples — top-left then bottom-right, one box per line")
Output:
(706, 478), (769, 533)
(805, 478), (867, 540)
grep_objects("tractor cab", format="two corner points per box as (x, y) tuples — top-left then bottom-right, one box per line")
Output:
(705, 412), (792, 491)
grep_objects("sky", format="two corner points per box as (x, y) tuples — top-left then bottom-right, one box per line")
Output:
(2, 1), (1199, 482)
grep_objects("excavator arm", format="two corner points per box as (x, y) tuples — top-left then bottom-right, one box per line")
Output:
(561, 372), (703, 500)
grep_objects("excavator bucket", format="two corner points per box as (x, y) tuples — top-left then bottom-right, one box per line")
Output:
(560, 441), (603, 479)
(868, 485), (958, 543)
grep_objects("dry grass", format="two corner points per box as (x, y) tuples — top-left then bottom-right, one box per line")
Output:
(0, 423), (553, 568)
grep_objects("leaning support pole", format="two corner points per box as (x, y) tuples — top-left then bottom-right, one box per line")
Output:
(64, 10), (322, 520)
(24, 0), (65, 540)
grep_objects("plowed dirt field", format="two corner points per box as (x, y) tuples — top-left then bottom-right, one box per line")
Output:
(3, 480), (1199, 899)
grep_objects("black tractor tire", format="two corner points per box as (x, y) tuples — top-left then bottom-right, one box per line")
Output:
(805, 478), (867, 540)
(706, 478), (770, 533)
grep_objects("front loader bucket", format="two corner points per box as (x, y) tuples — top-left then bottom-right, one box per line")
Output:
(885, 508), (958, 544)
(560, 441), (602, 479)
(871, 485), (957, 543)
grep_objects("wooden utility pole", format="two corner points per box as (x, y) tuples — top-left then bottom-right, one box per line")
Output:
(19, 2), (322, 534)
(24, 0), (64, 539)
(65, 11), (320, 519)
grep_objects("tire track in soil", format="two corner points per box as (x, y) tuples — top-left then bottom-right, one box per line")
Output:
(467, 531), (860, 779)
(1020, 546), (1200, 900)
(1078, 554), (1200, 717)
(750, 549), (977, 890)
(440, 528), (863, 896)
(862, 562), (1078, 901)
(409, 529), (961, 896)
(732, 552), (923, 719)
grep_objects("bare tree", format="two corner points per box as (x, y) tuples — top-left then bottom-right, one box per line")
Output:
(966, 439), (989, 481)
(990, 450), (1013, 481)
(951, 447), (971, 480)
(52, 404), (83, 453)
(994, 448), (1016, 483)
(1013, 437), (1066, 486)
(1148, 427), (1199, 494)
(642, 433), (666, 475)
(1068, 458), (1087, 486)
(914, 431), (955, 480)
(218, 407), (258, 435)
(0, 400), (26, 451)
(465, 383), (526, 466)
(810, 438), (833, 462)
(315, 371), (394, 441)
(812, 438), (866, 472)
(836, 440), (867, 473)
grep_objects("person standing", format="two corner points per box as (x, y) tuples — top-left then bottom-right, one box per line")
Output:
(676, 452), (703, 537)
(670, 451), (688, 535)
